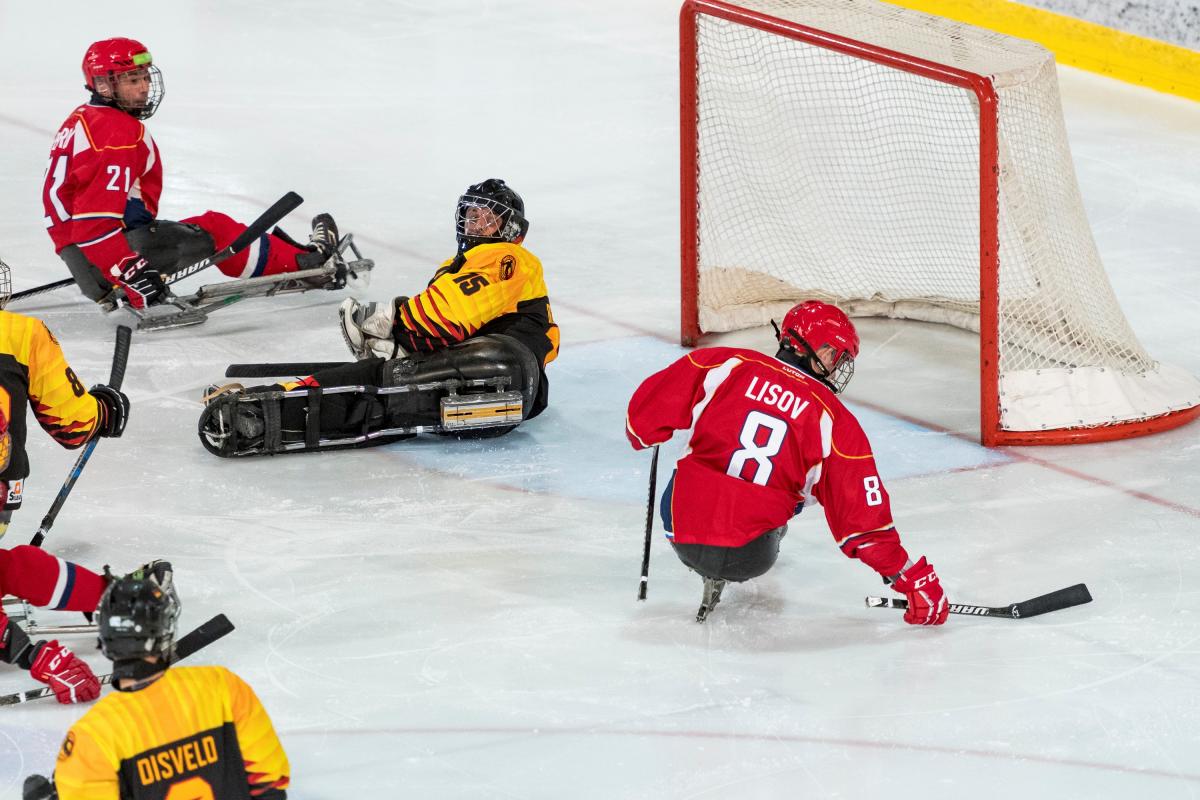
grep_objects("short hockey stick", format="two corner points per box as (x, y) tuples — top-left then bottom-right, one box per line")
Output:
(163, 191), (304, 286)
(637, 445), (660, 601)
(7, 277), (76, 305)
(866, 583), (1092, 619)
(224, 361), (351, 379)
(30, 325), (132, 548)
(0, 613), (234, 706)
(22, 622), (98, 636)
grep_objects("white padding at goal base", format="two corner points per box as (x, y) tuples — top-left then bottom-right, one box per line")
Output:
(1000, 363), (1200, 432)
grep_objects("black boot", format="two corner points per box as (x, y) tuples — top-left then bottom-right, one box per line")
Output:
(296, 213), (340, 270)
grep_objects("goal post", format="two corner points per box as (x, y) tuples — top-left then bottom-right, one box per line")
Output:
(680, 0), (1200, 446)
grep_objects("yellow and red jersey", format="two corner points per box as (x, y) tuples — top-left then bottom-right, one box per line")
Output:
(43, 102), (162, 282)
(54, 665), (290, 800)
(395, 242), (559, 368)
(0, 311), (103, 507)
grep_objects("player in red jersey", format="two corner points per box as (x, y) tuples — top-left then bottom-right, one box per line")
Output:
(626, 300), (949, 624)
(0, 545), (107, 705)
(42, 38), (340, 311)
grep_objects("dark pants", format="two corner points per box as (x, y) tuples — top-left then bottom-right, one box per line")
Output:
(661, 471), (785, 582)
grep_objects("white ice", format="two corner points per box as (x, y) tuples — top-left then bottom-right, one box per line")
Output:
(1, 2), (1199, 798)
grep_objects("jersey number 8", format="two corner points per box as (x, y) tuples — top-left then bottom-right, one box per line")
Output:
(727, 411), (787, 486)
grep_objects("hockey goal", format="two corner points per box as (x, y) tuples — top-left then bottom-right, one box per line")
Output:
(680, 0), (1200, 446)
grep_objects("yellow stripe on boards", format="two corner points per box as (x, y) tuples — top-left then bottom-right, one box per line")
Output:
(881, 0), (1200, 102)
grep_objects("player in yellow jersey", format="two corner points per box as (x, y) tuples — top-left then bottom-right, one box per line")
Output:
(0, 262), (129, 531)
(0, 259), (130, 704)
(198, 179), (559, 456)
(23, 563), (290, 800)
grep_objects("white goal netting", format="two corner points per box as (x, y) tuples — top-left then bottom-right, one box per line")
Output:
(689, 0), (1200, 434)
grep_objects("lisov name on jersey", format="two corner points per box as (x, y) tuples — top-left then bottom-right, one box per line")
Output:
(743, 376), (811, 420)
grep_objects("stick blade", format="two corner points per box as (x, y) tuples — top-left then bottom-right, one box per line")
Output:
(172, 613), (235, 663)
(1013, 583), (1092, 618)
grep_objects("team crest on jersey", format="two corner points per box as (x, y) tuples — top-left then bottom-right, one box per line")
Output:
(500, 255), (515, 280)
(58, 731), (75, 760)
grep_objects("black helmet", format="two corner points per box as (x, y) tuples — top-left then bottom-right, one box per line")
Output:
(455, 178), (529, 252)
(97, 561), (180, 663)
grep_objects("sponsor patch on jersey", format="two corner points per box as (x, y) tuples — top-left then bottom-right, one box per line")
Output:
(500, 255), (515, 280)
(5, 478), (22, 510)
(58, 731), (75, 760)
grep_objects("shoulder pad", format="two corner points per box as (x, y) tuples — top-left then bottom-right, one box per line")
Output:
(76, 106), (145, 150)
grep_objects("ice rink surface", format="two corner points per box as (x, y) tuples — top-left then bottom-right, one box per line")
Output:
(1, 1), (1200, 797)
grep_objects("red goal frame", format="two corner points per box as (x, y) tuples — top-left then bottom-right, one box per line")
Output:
(679, 0), (1200, 446)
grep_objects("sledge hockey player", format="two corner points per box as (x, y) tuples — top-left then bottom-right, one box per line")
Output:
(625, 300), (949, 624)
(0, 263), (130, 703)
(23, 563), (291, 800)
(0, 261), (129, 533)
(0, 545), (107, 705)
(199, 178), (558, 456)
(42, 37), (345, 314)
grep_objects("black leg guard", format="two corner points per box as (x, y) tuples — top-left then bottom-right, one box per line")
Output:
(199, 335), (541, 457)
(124, 221), (216, 278)
(59, 221), (216, 304)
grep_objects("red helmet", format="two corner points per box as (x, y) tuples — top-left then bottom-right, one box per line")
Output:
(777, 300), (859, 393)
(81, 38), (163, 119)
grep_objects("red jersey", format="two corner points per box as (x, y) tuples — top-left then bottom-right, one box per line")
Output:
(42, 102), (162, 284)
(626, 347), (908, 577)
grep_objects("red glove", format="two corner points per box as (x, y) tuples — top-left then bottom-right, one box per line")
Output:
(29, 641), (101, 704)
(117, 254), (166, 310)
(890, 557), (949, 626)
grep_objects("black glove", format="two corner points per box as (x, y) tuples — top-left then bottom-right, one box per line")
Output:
(23, 775), (57, 800)
(119, 256), (166, 309)
(90, 384), (130, 438)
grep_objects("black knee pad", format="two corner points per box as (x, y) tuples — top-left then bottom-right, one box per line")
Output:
(125, 221), (215, 275)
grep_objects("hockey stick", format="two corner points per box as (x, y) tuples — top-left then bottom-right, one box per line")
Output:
(163, 191), (304, 286)
(5, 191), (301, 313)
(29, 325), (132, 548)
(22, 622), (98, 636)
(866, 583), (1092, 619)
(224, 361), (351, 379)
(637, 445), (660, 601)
(0, 613), (234, 706)
(8, 277), (76, 305)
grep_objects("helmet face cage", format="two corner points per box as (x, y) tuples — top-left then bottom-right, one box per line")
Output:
(778, 301), (860, 394)
(0, 257), (11, 309)
(95, 64), (164, 120)
(97, 567), (181, 662)
(454, 179), (528, 250)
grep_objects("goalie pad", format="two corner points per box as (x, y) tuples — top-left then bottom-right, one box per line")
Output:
(198, 334), (540, 457)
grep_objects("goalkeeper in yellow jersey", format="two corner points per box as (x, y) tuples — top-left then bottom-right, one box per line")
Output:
(23, 563), (290, 800)
(199, 178), (559, 457)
